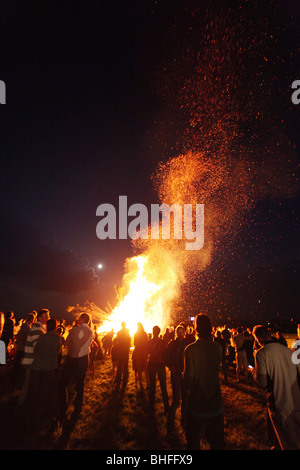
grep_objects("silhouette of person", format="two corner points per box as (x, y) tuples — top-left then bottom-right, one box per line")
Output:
(147, 325), (169, 414)
(184, 314), (224, 450)
(213, 329), (228, 383)
(114, 321), (131, 390)
(132, 322), (149, 389)
(232, 327), (249, 382)
(165, 324), (189, 431)
(102, 329), (114, 356)
(25, 318), (61, 433)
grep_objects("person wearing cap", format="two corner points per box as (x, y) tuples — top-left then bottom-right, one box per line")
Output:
(183, 313), (224, 450)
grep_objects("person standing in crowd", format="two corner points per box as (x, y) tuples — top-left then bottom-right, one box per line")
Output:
(252, 325), (300, 450)
(93, 324), (103, 359)
(232, 327), (249, 382)
(14, 312), (36, 373)
(88, 326), (103, 378)
(55, 325), (66, 367)
(147, 325), (170, 414)
(179, 322), (195, 345)
(184, 314), (224, 450)
(58, 313), (93, 424)
(102, 329), (114, 356)
(110, 335), (118, 379)
(114, 321), (131, 390)
(18, 309), (50, 404)
(132, 322), (149, 390)
(213, 329), (228, 383)
(243, 329), (255, 368)
(0, 311), (15, 356)
(165, 324), (189, 432)
(25, 318), (61, 433)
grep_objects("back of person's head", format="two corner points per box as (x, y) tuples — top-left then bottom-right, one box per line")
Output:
(79, 313), (91, 325)
(252, 325), (271, 344)
(152, 325), (161, 337)
(195, 314), (212, 339)
(121, 321), (126, 329)
(26, 312), (35, 323)
(179, 322), (188, 331)
(47, 318), (57, 332)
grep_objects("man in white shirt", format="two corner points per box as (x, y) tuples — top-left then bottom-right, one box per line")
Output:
(252, 325), (300, 450)
(58, 313), (93, 425)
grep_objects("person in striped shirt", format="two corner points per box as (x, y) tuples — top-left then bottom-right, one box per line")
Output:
(17, 308), (50, 405)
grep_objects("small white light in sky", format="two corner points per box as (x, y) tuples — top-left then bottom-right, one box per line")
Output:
(97, 263), (103, 269)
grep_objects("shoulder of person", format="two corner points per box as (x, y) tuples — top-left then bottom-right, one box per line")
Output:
(213, 339), (223, 350)
(83, 324), (94, 336)
(255, 342), (274, 358)
(166, 338), (175, 350)
(32, 321), (44, 331)
(184, 341), (195, 354)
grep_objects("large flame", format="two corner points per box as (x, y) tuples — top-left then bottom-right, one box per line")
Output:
(101, 249), (183, 335)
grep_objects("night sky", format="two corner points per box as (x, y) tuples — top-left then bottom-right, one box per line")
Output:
(0, 0), (299, 326)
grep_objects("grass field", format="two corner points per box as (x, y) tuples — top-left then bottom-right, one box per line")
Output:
(0, 349), (271, 451)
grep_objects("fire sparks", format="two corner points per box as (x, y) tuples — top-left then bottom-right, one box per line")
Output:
(82, 4), (298, 333)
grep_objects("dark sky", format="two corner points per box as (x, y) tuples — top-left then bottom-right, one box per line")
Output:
(0, 0), (299, 324)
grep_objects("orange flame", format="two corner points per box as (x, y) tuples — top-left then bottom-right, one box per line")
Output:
(101, 249), (183, 335)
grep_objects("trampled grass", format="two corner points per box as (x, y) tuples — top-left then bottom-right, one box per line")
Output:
(0, 352), (270, 450)
(54, 353), (269, 451)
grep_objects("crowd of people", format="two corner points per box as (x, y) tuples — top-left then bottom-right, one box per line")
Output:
(0, 309), (100, 438)
(0, 309), (300, 450)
